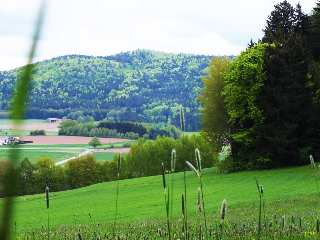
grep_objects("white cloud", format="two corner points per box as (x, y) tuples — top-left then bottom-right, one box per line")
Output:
(0, 0), (316, 71)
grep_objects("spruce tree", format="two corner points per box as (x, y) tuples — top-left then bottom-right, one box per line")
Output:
(258, 31), (312, 166)
(262, 1), (296, 43)
(310, 0), (320, 61)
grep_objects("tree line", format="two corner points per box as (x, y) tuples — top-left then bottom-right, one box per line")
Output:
(199, 1), (320, 171)
(58, 119), (180, 140)
(0, 134), (215, 196)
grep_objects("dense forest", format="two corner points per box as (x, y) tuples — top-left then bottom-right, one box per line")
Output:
(0, 50), (230, 131)
(199, 1), (320, 171)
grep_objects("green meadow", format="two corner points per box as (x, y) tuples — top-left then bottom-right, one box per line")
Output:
(0, 141), (132, 164)
(0, 119), (47, 126)
(90, 152), (125, 162)
(0, 148), (81, 163)
(0, 119), (57, 137)
(2, 164), (320, 238)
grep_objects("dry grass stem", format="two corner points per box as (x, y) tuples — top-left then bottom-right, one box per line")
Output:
(171, 149), (176, 173)
(186, 161), (199, 177)
(195, 148), (201, 171)
(221, 199), (227, 220)
(197, 188), (202, 212)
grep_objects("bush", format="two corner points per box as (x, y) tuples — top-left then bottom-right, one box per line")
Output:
(217, 155), (235, 173)
(30, 130), (46, 136)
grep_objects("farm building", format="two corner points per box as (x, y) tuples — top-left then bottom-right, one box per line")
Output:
(46, 118), (61, 123)
(46, 117), (68, 123)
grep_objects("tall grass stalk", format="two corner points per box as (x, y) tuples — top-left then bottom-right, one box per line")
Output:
(113, 153), (121, 238)
(180, 105), (188, 235)
(46, 186), (50, 240)
(220, 199), (227, 240)
(0, 1), (46, 239)
(186, 158), (208, 235)
(255, 178), (263, 240)
(162, 163), (171, 239)
(170, 149), (176, 223)
(195, 149), (207, 231)
(180, 105), (185, 135)
(310, 155), (319, 195)
(182, 193), (186, 238)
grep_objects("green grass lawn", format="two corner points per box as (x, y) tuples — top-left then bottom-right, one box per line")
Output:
(2, 164), (319, 237)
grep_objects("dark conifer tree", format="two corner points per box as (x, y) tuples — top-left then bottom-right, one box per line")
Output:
(262, 1), (296, 43)
(246, 39), (256, 49)
(258, 31), (312, 166)
(310, 0), (320, 61)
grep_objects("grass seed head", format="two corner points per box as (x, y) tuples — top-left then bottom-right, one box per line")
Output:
(171, 149), (176, 173)
(310, 155), (315, 169)
(162, 163), (166, 193)
(260, 185), (263, 195)
(117, 153), (121, 177)
(186, 161), (199, 177)
(221, 199), (227, 220)
(195, 148), (201, 171)
(180, 105), (185, 132)
(45, 186), (49, 209)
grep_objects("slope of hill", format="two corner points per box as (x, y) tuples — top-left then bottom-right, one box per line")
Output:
(3, 165), (320, 236)
(0, 50), (228, 130)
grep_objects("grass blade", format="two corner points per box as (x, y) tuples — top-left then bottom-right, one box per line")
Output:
(0, 1), (46, 239)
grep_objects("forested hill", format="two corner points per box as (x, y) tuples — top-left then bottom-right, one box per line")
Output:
(0, 50), (226, 130)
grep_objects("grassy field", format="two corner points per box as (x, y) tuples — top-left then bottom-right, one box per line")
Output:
(90, 152), (122, 162)
(0, 119), (57, 136)
(0, 141), (134, 150)
(97, 141), (134, 149)
(0, 130), (58, 136)
(0, 129), (32, 137)
(1, 163), (320, 238)
(0, 145), (86, 163)
(0, 119), (47, 126)
(184, 131), (200, 136)
(0, 140), (132, 166)
(0, 149), (82, 163)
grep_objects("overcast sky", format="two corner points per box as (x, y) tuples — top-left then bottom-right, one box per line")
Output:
(0, 0), (316, 71)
